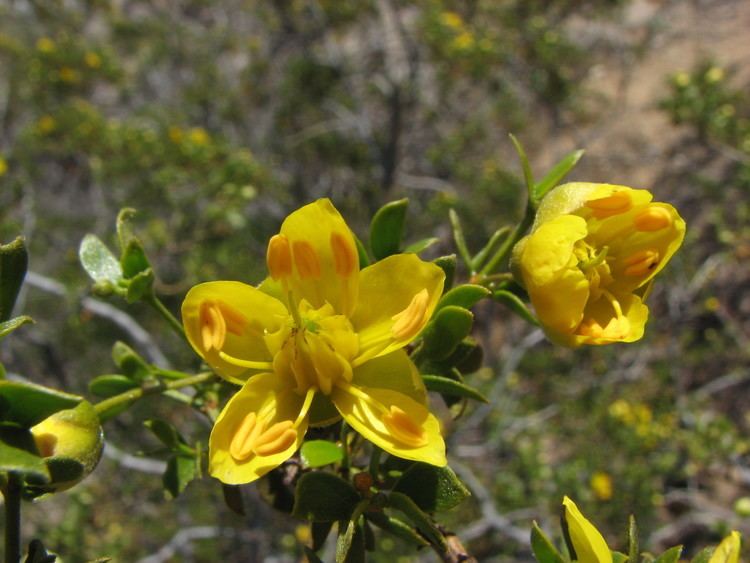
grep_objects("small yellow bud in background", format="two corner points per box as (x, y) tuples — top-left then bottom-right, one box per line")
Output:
(0, 156), (8, 177)
(30, 401), (104, 492)
(590, 472), (613, 501)
(36, 37), (55, 53)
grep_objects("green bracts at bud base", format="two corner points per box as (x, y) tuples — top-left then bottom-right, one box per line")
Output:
(30, 400), (104, 492)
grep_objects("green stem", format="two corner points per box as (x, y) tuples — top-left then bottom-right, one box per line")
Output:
(339, 422), (350, 474)
(480, 203), (535, 275)
(4, 472), (22, 563)
(94, 371), (216, 418)
(146, 294), (186, 339)
(368, 446), (382, 479)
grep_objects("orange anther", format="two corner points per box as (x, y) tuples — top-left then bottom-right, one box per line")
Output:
(585, 191), (632, 219)
(229, 412), (262, 461)
(383, 406), (427, 447)
(200, 301), (227, 351)
(633, 206), (672, 231)
(267, 234), (293, 280)
(330, 232), (358, 277)
(292, 240), (321, 279)
(391, 289), (430, 340)
(253, 421), (297, 456)
(623, 249), (659, 276)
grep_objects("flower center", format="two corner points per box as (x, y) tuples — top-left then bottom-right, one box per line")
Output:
(273, 301), (359, 395)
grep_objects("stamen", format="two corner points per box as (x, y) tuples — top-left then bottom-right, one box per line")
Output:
(330, 232), (358, 277)
(200, 301), (227, 351)
(252, 421), (296, 456)
(633, 206), (673, 231)
(382, 406), (427, 447)
(391, 288), (430, 340)
(577, 290), (631, 340)
(585, 191), (632, 219)
(267, 234), (293, 280)
(218, 350), (274, 370)
(293, 240), (321, 279)
(623, 249), (660, 276)
(230, 412), (263, 461)
(218, 302), (247, 335)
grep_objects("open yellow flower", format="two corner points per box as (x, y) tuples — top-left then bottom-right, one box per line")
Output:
(512, 183), (685, 346)
(562, 496), (612, 563)
(182, 199), (446, 484)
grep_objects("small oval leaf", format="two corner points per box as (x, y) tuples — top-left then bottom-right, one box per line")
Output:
(300, 440), (344, 468)
(293, 472), (360, 522)
(436, 284), (490, 312)
(422, 375), (487, 403)
(421, 306), (474, 360)
(393, 463), (471, 512)
(79, 234), (123, 285)
(0, 237), (28, 322)
(88, 375), (138, 398)
(370, 199), (408, 260)
(0, 380), (82, 428)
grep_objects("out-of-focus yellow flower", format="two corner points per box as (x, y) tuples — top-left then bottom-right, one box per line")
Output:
(0, 156), (7, 177)
(188, 127), (209, 145)
(562, 497), (612, 563)
(58, 66), (80, 84)
(706, 66), (725, 83)
(168, 126), (184, 144)
(440, 11), (464, 29)
(182, 199), (446, 484)
(36, 37), (55, 53)
(84, 51), (102, 69)
(673, 71), (690, 87)
(452, 32), (475, 51)
(708, 531), (741, 563)
(590, 472), (613, 501)
(512, 183), (685, 347)
(37, 115), (56, 134)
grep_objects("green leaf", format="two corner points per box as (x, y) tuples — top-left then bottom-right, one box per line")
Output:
(612, 552), (628, 563)
(690, 547), (713, 563)
(79, 234), (123, 287)
(530, 522), (565, 563)
(144, 419), (193, 455)
(88, 375), (138, 398)
(336, 518), (363, 563)
(120, 241), (150, 280)
(436, 284), (490, 313)
(422, 375), (487, 403)
(652, 545), (683, 563)
(0, 316), (34, 341)
(0, 381), (82, 427)
(125, 269), (154, 303)
(0, 237), (28, 322)
(0, 426), (49, 481)
(44, 456), (85, 486)
(450, 338), (484, 375)
(628, 515), (639, 563)
(387, 491), (446, 550)
(370, 199), (409, 260)
(366, 512), (429, 547)
(24, 539), (57, 563)
(433, 255), (456, 292)
(421, 306), (474, 360)
(493, 290), (539, 325)
(392, 463), (471, 512)
(111, 341), (152, 380)
(353, 235), (370, 268)
(532, 149), (584, 204)
(163, 454), (197, 498)
(300, 440), (344, 468)
(222, 484), (245, 515)
(448, 209), (473, 270)
(293, 472), (360, 522)
(404, 237), (439, 255)
(509, 133), (535, 194)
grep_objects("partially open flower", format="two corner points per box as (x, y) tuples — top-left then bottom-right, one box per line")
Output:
(562, 496), (612, 563)
(512, 183), (685, 346)
(30, 401), (104, 492)
(182, 199), (446, 485)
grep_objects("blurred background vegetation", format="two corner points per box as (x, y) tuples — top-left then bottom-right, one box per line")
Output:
(1, 0), (749, 561)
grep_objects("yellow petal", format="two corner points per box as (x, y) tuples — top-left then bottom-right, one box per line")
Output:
(182, 281), (289, 383)
(352, 350), (427, 404)
(562, 496), (612, 563)
(569, 293), (648, 347)
(351, 254), (444, 364)
(278, 199), (359, 316)
(331, 383), (445, 467)
(521, 215), (588, 288)
(709, 531), (741, 563)
(209, 373), (308, 485)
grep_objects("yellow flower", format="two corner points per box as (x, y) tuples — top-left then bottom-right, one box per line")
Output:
(512, 183), (685, 346)
(562, 496), (612, 563)
(182, 199), (446, 484)
(440, 11), (464, 29)
(84, 51), (102, 69)
(188, 127), (209, 145)
(0, 156), (7, 177)
(590, 472), (613, 501)
(709, 531), (741, 563)
(58, 66), (80, 84)
(36, 37), (55, 53)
